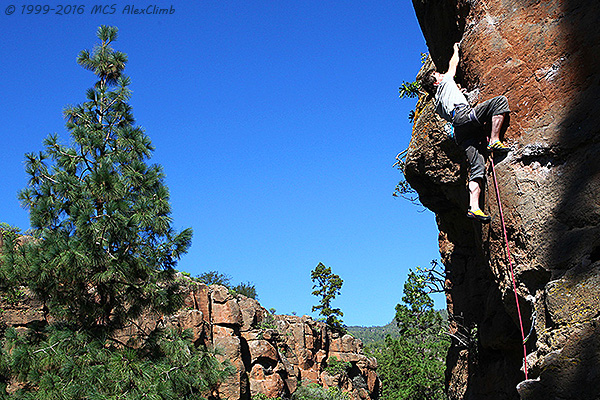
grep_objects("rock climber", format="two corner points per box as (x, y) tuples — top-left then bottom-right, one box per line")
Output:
(419, 42), (511, 223)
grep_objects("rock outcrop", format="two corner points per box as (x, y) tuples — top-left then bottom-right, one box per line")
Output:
(0, 281), (380, 400)
(407, 0), (600, 399)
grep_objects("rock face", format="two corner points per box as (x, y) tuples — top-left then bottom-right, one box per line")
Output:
(0, 282), (380, 400)
(407, 0), (600, 399)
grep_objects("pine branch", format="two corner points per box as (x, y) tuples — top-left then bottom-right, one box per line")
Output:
(40, 173), (58, 184)
(443, 331), (469, 347)
(32, 337), (72, 355)
(79, 143), (94, 176)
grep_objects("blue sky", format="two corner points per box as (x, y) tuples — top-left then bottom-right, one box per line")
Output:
(0, 0), (442, 326)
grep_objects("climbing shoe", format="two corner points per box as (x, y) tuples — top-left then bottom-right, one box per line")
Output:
(487, 140), (511, 153)
(467, 208), (491, 223)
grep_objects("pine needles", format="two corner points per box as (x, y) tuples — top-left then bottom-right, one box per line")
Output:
(0, 26), (233, 399)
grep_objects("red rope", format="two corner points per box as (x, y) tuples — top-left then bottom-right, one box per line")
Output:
(489, 155), (529, 380)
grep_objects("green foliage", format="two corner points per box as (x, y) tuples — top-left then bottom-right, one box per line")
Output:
(231, 281), (258, 299)
(0, 223), (21, 237)
(253, 394), (282, 400)
(395, 269), (443, 338)
(0, 223), (27, 303)
(6, 25), (192, 331)
(196, 271), (258, 299)
(346, 321), (400, 346)
(324, 356), (351, 376)
(0, 26), (233, 399)
(310, 263), (344, 329)
(392, 150), (419, 205)
(398, 81), (420, 99)
(196, 271), (232, 287)
(398, 53), (428, 105)
(257, 311), (277, 330)
(365, 267), (449, 400)
(292, 382), (350, 400)
(2, 325), (234, 399)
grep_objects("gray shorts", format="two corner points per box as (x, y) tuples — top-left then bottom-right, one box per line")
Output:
(464, 145), (486, 181)
(452, 96), (510, 181)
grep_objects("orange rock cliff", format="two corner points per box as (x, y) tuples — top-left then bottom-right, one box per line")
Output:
(0, 281), (380, 400)
(407, 0), (600, 398)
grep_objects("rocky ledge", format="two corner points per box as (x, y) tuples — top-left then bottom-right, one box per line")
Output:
(0, 280), (380, 400)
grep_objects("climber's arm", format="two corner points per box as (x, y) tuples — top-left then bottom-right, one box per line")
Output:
(446, 42), (460, 77)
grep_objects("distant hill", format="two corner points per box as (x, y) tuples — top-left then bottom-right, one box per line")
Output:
(347, 309), (448, 346)
(346, 321), (400, 345)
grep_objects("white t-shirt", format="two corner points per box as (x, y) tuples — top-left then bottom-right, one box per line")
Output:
(434, 74), (469, 122)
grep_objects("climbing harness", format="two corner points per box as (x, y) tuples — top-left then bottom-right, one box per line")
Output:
(489, 153), (529, 380)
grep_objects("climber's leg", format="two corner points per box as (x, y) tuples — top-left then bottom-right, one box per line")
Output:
(464, 144), (491, 222)
(490, 113), (504, 143)
(468, 179), (482, 211)
(467, 179), (491, 223)
(474, 96), (511, 152)
(487, 113), (511, 152)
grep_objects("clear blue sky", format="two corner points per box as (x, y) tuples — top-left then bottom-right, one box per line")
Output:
(0, 0), (442, 326)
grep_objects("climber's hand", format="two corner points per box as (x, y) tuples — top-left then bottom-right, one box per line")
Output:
(447, 43), (461, 76)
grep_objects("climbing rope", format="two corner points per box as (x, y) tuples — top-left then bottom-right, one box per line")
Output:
(489, 154), (529, 380)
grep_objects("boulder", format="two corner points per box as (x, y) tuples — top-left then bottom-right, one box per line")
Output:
(211, 291), (243, 326)
(175, 309), (206, 345)
(248, 339), (278, 364)
(213, 325), (245, 400)
(249, 364), (285, 398)
(0, 288), (46, 327)
(239, 296), (265, 331)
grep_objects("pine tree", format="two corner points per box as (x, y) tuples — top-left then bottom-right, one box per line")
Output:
(0, 26), (235, 399)
(2, 325), (234, 399)
(196, 271), (232, 287)
(311, 262), (344, 328)
(371, 268), (449, 400)
(16, 25), (192, 330)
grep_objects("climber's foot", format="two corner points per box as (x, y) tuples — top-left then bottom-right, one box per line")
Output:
(487, 140), (511, 153)
(467, 208), (491, 223)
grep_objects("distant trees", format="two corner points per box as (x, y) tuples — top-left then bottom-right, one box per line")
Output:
(232, 281), (258, 299)
(197, 270), (233, 287)
(0, 26), (232, 398)
(311, 262), (344, 329)
(196, 270), (258, 299)
(345, 321), (400, 346)
(365, 266), (449, 400)
(292, 382), (349, 400)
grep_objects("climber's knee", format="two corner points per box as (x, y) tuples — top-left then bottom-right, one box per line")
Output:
(465, 145), (485, 181)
